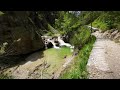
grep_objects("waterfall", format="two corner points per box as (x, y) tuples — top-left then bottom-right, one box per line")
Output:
(47, 39), (60, 49)
(43, 35), (74, 52)
(58, 36), (71, 47)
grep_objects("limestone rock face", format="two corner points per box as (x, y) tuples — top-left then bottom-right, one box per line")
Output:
(114, 32), (120, 40)
(0, 11), (45, 55)
(101, 29), (120, 43)
(109, 30), (118, 39)
(102, 30), (111, 38)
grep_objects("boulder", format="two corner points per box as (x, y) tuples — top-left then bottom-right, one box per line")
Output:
(46, 42), (53, 48)
(110, 29), (116, 33)
(113, 32), (120, 42)
(0, 11), (45, 55)
(102, 30), (111, 39)
(110, 30), (118, 39)
(61, 34), (69, 43)
(114, 32), (120, 40)
(55, 42), (59, 47)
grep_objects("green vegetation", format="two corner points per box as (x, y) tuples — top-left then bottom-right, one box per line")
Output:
(59, 35), (96, 79)
(92, 12), (112, 32)
(91, 11), (120, 32)
(79, 11), (102, 25)
(54, 11), (80, 34)
(70, 26), (91, 48)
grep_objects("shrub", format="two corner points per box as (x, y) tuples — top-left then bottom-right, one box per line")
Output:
(70, 26), (91, 49)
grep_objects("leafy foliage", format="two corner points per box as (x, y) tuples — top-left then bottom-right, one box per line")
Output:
(92, 11), (120, 32)
(70, 26), (91, 48)
(54, 11), (80, 34)
(78, 11), (102, 25)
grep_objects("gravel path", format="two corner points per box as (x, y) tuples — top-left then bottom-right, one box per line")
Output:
(87, 31), (120, 79)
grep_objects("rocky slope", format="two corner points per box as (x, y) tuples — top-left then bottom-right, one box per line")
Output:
(102, 29), (120, 43)
(0, 11), (58, 55)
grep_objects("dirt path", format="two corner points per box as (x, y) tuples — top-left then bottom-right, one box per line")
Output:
(87, 31), (120, 79)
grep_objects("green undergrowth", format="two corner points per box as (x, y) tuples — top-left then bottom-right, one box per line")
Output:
(92, 13), (110, 32)
(92, 12), (120, 32)
(70, 26), (91, 48)
(59, 35), (96, 79)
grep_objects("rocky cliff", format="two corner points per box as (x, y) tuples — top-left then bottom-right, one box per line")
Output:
(0, 11), (46, 55)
